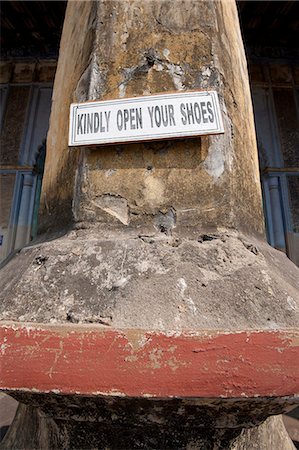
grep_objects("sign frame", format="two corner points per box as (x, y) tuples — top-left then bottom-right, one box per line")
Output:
(69, 90), (224, 147)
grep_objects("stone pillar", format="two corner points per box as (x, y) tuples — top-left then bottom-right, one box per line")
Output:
(41, 0), (265, 237)
(0, 1), (298, 449)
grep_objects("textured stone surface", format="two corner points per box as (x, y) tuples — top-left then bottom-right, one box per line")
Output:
(232, 415), (296, 450)
(0, 403), (61, 450)
(1, 229), (298, 329)
(40, 0), (264, 236)
(1, 397), (296, 449)
(283, 415), (299, 444)
(39, 0), (97, 233)
(0, 393), (18, 439)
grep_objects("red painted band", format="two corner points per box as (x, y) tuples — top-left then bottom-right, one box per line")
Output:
(1, 323), (298, 398)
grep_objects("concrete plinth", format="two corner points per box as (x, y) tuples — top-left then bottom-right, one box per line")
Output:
(0, 228), (298, 329)
(1, 321), (298, 448)
(0, 399), (297, 449)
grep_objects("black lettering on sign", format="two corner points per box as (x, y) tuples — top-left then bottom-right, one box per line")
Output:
(160, 105), (168, 127)
(129, 108), (143, 130)
(180, 101), (215, 126)
(78, 112), (111, 134)
(169, 105), (176, 126)
(186, 103), (195, 124)
(83, 114), (87, 134)
(123, 109), (129, 130)
(117, 110), (123, 131)
(94, 113), (99, 133)
(148, 105), (176, 128)
(148, 106), (154, 128)
(200, 102), (208, 123)
(180, 103), (187, 125)
(194, 102), (201, 124)
(207, 101), (214, 122)
(105, 111), (111, 132)
(136, 108), (143, 129)
(87, 114), (93, 133)
(155, 106), (161, 127)
(75, 95), (217, 141)
(130, 108), (136, 129)
(117, 108), (142, 131)
(181, 103), (198, 125)
(77, 114), (84, 134)
(128, 108), (142, 130)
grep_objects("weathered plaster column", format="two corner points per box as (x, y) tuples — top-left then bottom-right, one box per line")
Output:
(1, 1), (298, 449)
(41, 0), (265, 236)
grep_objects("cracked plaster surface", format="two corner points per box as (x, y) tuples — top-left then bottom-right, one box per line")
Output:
(1, 229), (298, 331)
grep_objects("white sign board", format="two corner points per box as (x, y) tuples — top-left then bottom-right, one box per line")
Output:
(69, 91), (224, 147)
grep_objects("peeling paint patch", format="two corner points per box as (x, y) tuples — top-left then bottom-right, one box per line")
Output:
(105, 169), (117, 177)
(149, 348), (163, 369)
(143, 176), (165, 208)
(111, 276), (131, 290)
(1, 343), (8, 355)
(118, 49), (185, 96)
(75, 55), (106, 103)
(154, 208), (176, 234)
(287, 296), (297, 311)
(91, 193), (130, 225)
(165, 62), (185, 90)
(163, 48), (170, 60)
(88, 54), (104, 100)
(202, 106), (233, 181)
(202, 135), (225, 180)
(1, 324), (299, 398)
(177, 278), (197, 314)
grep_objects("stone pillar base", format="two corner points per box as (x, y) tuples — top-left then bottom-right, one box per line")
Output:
(1, 397), (296, 449)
